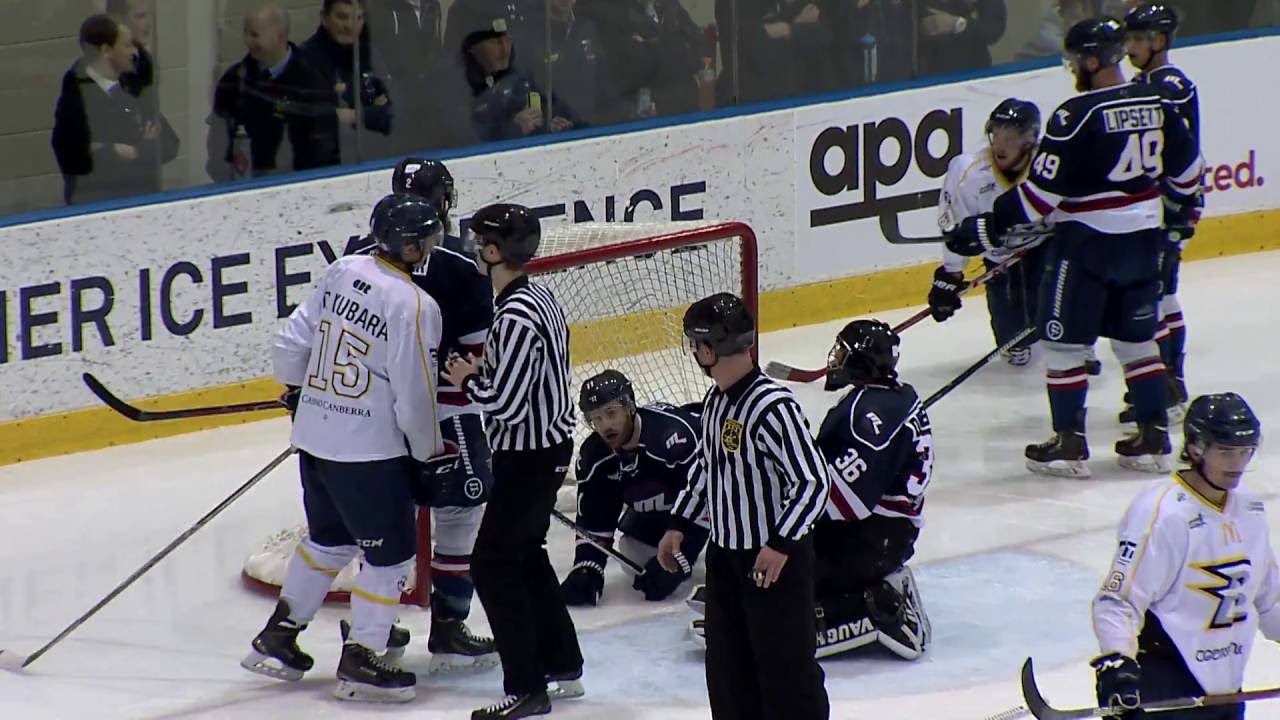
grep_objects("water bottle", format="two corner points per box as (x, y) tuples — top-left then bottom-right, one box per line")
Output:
(637, 87), (653, 118)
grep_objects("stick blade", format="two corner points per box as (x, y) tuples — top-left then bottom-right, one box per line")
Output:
(762, 361), (825, 383)
(82, 373), (143, 420)
(0, 648), (30, 672)
(1020, 658), (1059, 720)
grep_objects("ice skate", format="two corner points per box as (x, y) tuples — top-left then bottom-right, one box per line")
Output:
(240, 599), (314, 681)
(471, 691), (551, 719)
(686, 583), (707, 616)
(338, 618), (410, 661)
(1116, 421), (1173, 474)
(1025, 432), (1091, 478)
(333, 642), (416, 703)
(1119, 375), (1188, 425)
(427, 617), (499, 673)
(689, 617), (706, 649)
(546, 668), (585, 700)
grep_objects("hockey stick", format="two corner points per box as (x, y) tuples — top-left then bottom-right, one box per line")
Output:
(84, 373), (284, 422)
(764, 248), (1031, 383)
(0, 447), (296, 671)
(919, 325), (1035, 412)
(550, 509), (647, 576)
(1019, 658), (1280, 719)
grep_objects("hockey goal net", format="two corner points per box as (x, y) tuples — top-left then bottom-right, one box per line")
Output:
(241, 220), (759, 605)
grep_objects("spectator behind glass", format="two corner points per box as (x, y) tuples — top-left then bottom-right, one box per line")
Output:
(51, 14), (178, 206)
(463, 19), (583, 141)
(445, 0), (538, 72)
(524, 0), (605, 125)
(916, 0), (1006, 76)
(1015, 1), (1126, 60)
(715, 0), (835, 105)
(580, 0), (703, 124)
(367, 0), (450, 154)
(105, 0), (155, 98)
(828, 0), (915, 88)
(300, 0), (393, 163)
(210, 2), (341, 180)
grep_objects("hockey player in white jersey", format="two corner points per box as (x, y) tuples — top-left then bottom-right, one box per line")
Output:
(930, 98), (1054, 368)
(1091, 393), (1275, 718)
(242, 195), (459, 703)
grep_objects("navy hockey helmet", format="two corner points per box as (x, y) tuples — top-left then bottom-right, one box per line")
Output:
(826, 319), (900, 391)
(1064, 17), (1126, 67)
(1184, 393), (1262, 451)
(469, 203), (541, 266)
(370, 193), (444, 267)
(392, 158), (456, 219)
(1124, 3), (1179, 36)
(579, 369), (637, 415)
(985, 98), (1041, 138)
(683, 293), (756, 358)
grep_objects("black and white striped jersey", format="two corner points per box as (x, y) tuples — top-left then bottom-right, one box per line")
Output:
(671, 369), (831, 551)
(462, 275), (575, 451)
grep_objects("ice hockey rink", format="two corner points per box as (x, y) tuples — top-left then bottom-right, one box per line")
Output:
(2, 250), (1279, 720)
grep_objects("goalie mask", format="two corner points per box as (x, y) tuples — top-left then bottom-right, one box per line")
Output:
(826, 319), (900, 391)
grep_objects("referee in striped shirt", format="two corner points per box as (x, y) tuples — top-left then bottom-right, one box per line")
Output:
(658, 292), (831, 720)
(443, 203), (582, 720)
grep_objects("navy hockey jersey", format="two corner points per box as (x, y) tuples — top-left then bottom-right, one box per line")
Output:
(1137, 64), (1199, 142)
(347, 234), (494, 418)
(817, 384), (932, 528)
(993, 82), (1203, 236)
(573, 403), (701, 566)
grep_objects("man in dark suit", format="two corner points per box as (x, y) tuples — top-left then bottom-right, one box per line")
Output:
(52, 13), (179, 205)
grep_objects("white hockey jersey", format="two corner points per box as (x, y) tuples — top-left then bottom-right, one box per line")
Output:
(274, 255), (445, 463)
(936, 147), (1038, 272)
(1093, 473), (1280, 694)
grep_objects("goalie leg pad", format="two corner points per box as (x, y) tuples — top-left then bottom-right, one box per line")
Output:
(865, 566), (930, 661)
(813, 593), (878, 659)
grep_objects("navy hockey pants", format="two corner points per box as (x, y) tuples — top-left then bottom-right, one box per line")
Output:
(299, 452), (417, 567)
(985, 244), (1043, 351)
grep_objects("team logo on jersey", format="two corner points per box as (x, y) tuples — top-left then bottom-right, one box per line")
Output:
(352, 279), (372, 295)
(1188, 513), (1206, 530)
(1221, 521), (1243, 545)
(1191, 558), (1252, 630)
(463, 477), (485, 500)
(721, 418), (744, 452)
(1116, 540), (1138, 565)
(1045, 320), (1065, 341)
(1249, 500), (1266, 514)
(866, 412), (884, 435)
(665, 432), (689, 449)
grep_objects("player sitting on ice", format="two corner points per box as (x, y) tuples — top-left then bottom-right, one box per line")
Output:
(1091, 392), (1275, 719)
(560, 369), (710, 605)
(689, 320), (932, 660)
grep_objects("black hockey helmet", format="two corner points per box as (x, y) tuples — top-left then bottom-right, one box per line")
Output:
(1124, 2), (1179, 36)
(392, 158), (456, 219)
(985, 98), (1041, 138)
(1184, 393), (1262, 451)
(1064, 17), (1126, 66)
(683, 293), (756, 357)
(469, 203), (541, 266)
(826, 319), (900, 391)
(370, 193), (444, 267)
(579, 369), (637, 415)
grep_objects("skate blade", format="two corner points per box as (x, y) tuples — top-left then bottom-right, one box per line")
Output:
(382, 645), (405, 662)
(332, 679), (415, 703)
(1025, 459), (1091, 479)
(427, 651), (499, 674)
(548, 678), (585, 700)
(689, 619), (706, 650)
(1117, 454), (1172, 474)
(240, 650), (305, 682)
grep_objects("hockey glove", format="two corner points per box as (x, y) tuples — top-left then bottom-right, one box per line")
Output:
(561, 564), (605, 606)
(943, 213), (1000, 257)
(1091, 653), (1141, 719)
(412, 441), (464, 506)
(279, 386), (301, 419)
(634, 555), (690, 601)
(1163, 193), (1203, 244)
(928, 267), (965, 322)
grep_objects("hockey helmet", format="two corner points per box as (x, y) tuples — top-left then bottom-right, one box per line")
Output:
(469, 203), (541, 266)
(826, 319), (900, 391)
(682, 293), (756, 358)
(1124, 2), (1179, 36)
(1184, 393), (1262, 451)
(392, 158), (456, 219)
(370, 193), (444, 268)
(985, 98), (1041, 138)
(1064, 17), (1126, 67)
(579, 369), (637, 415)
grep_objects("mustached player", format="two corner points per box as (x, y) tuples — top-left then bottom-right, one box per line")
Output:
(945, 18), (1203, 479)
(1119, 2), (1203, 424)
(562, 370), (710, 605)
(244, 195), (455, 702)
(931, 98), (1047, 367)
(1091, 393), (1276, 719)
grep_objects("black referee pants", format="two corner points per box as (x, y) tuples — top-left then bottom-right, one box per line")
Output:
(704, 539), (829, 720)
(471, 441), (583, 696)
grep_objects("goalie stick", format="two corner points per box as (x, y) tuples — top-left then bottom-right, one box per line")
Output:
(0, 447), (295, 671)
(764, 247), (1031, 383)
(83, 373), (284, 422)
(1019, 658), (1280, 719)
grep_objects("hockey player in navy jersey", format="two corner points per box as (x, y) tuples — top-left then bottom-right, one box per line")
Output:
(1120, 2), (1203, 424)
(946, 17), (1203, 479)
(1091, 393), (1276, 719)
(561, 370), (709, 605)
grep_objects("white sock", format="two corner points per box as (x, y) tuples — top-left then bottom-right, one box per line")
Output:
(350, 557), (414, 652)
(281, 538), (358, 625)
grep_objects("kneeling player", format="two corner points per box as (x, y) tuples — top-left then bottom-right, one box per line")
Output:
(560, 370), (710, 605)
(1091, 393), (1275, 719)
(690, 320), (932, 660)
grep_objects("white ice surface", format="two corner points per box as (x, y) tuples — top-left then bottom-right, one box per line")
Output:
(3, 251), (1280, 719)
